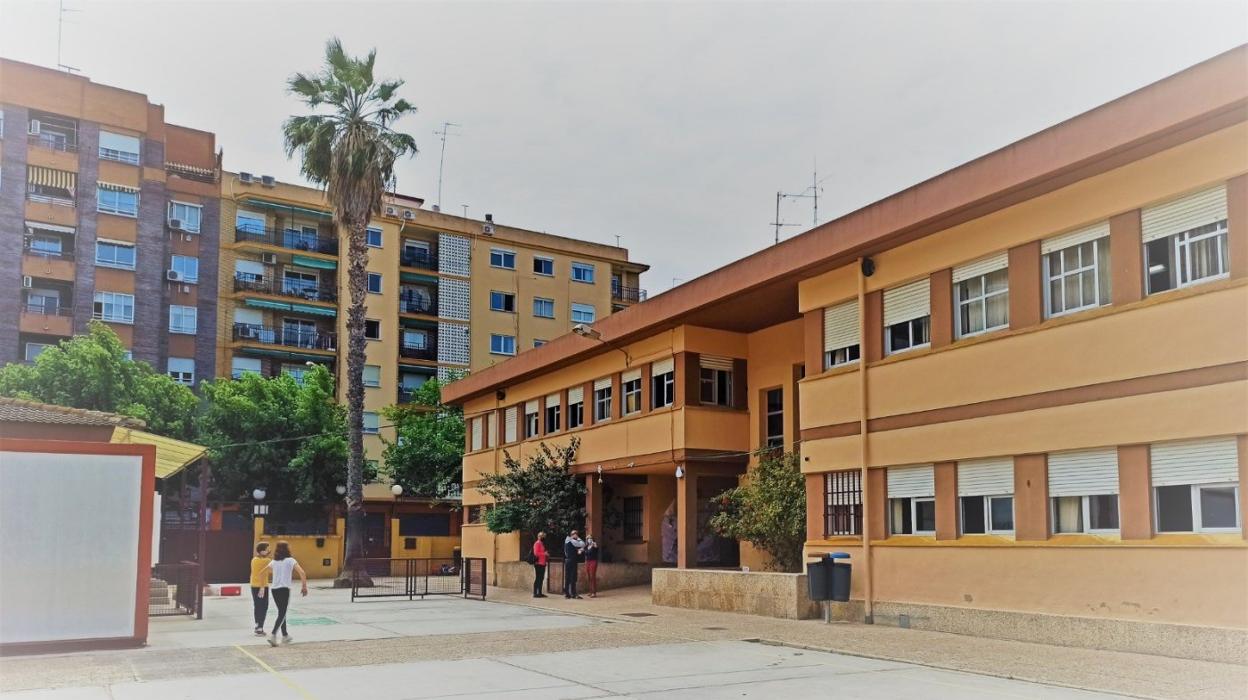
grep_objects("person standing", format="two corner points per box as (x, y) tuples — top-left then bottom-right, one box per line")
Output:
(249, 542), (271, 635)
(263, 541), (308, 646)
(531, 532), (549, 598)
(584, 534), (600, 598)
(563, 529), (585, 599)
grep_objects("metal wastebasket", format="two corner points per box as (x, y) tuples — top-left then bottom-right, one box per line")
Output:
(807, 552), (851, 602)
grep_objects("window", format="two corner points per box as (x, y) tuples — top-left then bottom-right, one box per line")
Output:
(231, 356), (262, 378)
(764, 388), (783, 449)
(363, 412), (380, 434)
(364, 319), (381, 339)
(95, 241), (136, 269)
(623, 497), (644, 540)
(622, 371), (642, 415)
(567, 387), (584, 429)
(699, 357), (735, 406)
(961, 495), (1014, 534)
(167, 201), (202, 233)
(571, 262), (595, 283)
(1053, 495), (1120, 534)
(533, 256), (554, 276)
(170, 255), (199, 283)
(169, 305), (198, 334)
(958, 458), (1014, 534)
(236, 210), (265, 234)
(1049, 448), (1119, 534)
(887, 465), (935, 535)
(651, 358), (674, 409)
(593, 379), (612, 421)
(533, 297), (555, 318)
(26, 342), (52, 363)
(366, 227), (382, 247)
(167, 358), (195, 386)
(466, 505), (484, 524)
(93, 291), (134, 324)
(367, 272), (382, 294)
(97, 184), (138, 216)
(884, 279), (930, 355)
(27, 234), (64, 257)
(490, 249), (516, 269)
(545, 395), (561, 434)
(98, 131), (140, 165)
(283, 318), (316, 348)
(824, 470), (862, 536)
(822, 300), (860, 369)
(571, 303), (596, 324)
(534, 339), (547, 347)
(1044, 227), (1110, 317)
(490, 334), (516, 355)
(362, 365), (381, 387)
(471, 416), (484, 451)
(954, 257), (1009, 338)
(1144, 185), (1230, 294)
(490, 291), (516, 313)
(282, 363), (309, 384)
(1152, 437), (1240, 533)
(503, 406), (518, 443)
(524, 401), (539, 438)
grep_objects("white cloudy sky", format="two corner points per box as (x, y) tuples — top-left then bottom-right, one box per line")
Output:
(3, 1), (1245, 294)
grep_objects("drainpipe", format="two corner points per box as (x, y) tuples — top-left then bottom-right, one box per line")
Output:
(857, 259), (874, 624)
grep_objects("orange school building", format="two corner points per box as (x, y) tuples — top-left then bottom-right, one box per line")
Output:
(444, 47), (1248, 656)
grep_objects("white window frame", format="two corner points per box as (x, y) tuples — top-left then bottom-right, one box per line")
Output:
(490, 291), (516, 313)
(699, 367), (733, 406)
(1154, 482), (1241, 534)
(167, 358), (195, 386)
(362, 364), (381, 388)
(889, 496), (936, 536)
(167, 201), (202, 233)
(170, 254), (199, 283)
(1051, 494), (1120, 535)
(490, 333), (516, 356)
(169, 305), (198, 334)
(652, 369), (674, 409)
(571, 262), (595, 283)
(366, 226), (383, 247)
(97, 186), (138, 217)
(594, 385), (612, 422)
(621, 376), (642, 415)
(763, 387), (783, 449)
(571, 302), (596, 324)
(24, 342), (49, 363)
(93, 291), (135, 324)
(95, 240), (136, 270)
(824, 345), (860, 369)
(363, 411), (380, 434)
(955, 268), (1009, 338)
(1175, 222), (1230, 289)
(490, 248), (516, 270)
(567, 396), (584, 429)
(533, 297), (555, 319)
(366, 272), (383, 294)
(885, 316), (930, 355)
(533, 256), (554, 276)
(961, 495), (1015, 535)
(98, 131), (141, 165)
(524, 406), (539, 438)
(1044, 238), (1109, 318)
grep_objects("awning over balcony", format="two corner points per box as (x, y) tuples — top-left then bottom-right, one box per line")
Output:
(242, 298), (336, 317)
(400, 271), (439, 284)
(292, 254), (337, 270)
(27, 165), (76, 190)
(239, 198), (332, 219)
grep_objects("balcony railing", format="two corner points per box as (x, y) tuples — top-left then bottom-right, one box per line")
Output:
(400, 250), (438, 271)
(27, 185), (75, 208)
(399, 292), (437, 315)
(28, 132), (78, 153)
(22, 300), (72, 316)
(399, 343), (437, 361)
(233, 273), (337, 304)
(612, 284), (647, 303)
(232, 323), (337, 351)
(23, 241), (74, 260)
(234, 226), (339, 255)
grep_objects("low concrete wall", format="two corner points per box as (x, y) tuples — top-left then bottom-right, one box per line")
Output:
(652, 568), (820, 620)
(495, 560), (653, 592)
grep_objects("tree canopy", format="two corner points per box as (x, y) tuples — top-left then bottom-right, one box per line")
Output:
(381, 379), (464, 498)
(479, 439), (585, 538)
(708, 450), (807, 572)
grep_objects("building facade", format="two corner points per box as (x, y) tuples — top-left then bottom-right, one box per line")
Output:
(1, 58), (221, 381)
(445, 47), (1248, 650)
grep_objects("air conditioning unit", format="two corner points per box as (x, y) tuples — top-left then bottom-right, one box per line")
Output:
(403, 210), (415, 220)
(261, 175), (276, 187)
(385, 206), (397, 216)
(239, 172), (254, 184)
(27, 120), (41, 135)
(181, 284), (191, 294)
(261, 252), (278, 265)
(22, 276), (33, 288)
(482, 224), (495, 236)
(168, 218), (183, 231)
(182, 234), (193, 242)
(167, 270), (184, 282)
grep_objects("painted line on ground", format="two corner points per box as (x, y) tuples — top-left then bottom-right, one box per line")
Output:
(233, 644), (320, 700)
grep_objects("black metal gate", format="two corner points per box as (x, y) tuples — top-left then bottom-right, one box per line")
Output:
(351, 557), (486, 601)
(150, 562), (202, 618)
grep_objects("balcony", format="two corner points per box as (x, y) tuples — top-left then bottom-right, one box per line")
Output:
(232, 323), (337, 352)
(612, 284), (647, 303)
(26, 184), (75, 208)
(23, 240), (74, 261)
(400, 250), (438, 271)
(399, 342), (438, 362)
(19, 300), (73, 337)
(234, 273), (337, 304)
(234, 226), (339, 256)
(28, 132), (78, 153)
(399, 291), (437, 315)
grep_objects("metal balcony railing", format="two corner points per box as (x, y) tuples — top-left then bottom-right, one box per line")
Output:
(28, 132), (78, 153)
(611, 284), (647, 303)
(399, 291), (437, 315)
(234, 226), (339, 255)
(400, 250), (438, 270)
(233, 273), (337, 304)
(232, 323), (337, 351)
(399, 343), (437, 361)
(23, 241), (74, 260)
(21, 300), (73, 316)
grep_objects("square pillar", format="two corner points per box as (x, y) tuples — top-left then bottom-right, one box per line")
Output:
(803, 309), (824, 373)
(586, 474), (603, 542)
(1228, 174), (1248, 279)
(929, 269), (953, 349)
(1007, 241), (1042, 330)
(640, 362), (652, 414)
(1013, 454), (1049, 541)
(1110, 210), (1144, 306)
(806, 473), (824, 539)
(866, 467), (887, 541)
(1118, 444), (1152, 540)
(676, 468), (698, 569)
(863, 290), (883, 363)
(934, 461), (958, 540)
(647, 476), (676, 565)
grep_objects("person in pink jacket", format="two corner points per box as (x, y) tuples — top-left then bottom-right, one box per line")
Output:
(531, 531), (549, 598)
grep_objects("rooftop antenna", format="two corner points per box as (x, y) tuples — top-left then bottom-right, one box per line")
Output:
(770, 191), (802, 245)
(461, 204), (469, 219)
(614, 235), (621, 248)
(433, 122), (461, 210)
(57, 1), (81, 73)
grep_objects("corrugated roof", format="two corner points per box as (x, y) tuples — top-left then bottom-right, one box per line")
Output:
(110, 428), (206, 479)
(0, 397), (145, 428)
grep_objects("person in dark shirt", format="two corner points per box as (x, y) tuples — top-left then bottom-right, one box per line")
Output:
(563, 529), (585, 598)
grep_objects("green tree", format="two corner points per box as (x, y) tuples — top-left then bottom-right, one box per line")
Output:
(196, 366), (366, 502)
(381, 379), (464, 498)
(479, 439), (586, 539)
(708, 450), (807, 572)
(283, 38), (417, 562)
(0, 321), (197, 439)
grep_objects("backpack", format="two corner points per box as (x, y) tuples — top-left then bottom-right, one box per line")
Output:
(523, 548), (537, 565)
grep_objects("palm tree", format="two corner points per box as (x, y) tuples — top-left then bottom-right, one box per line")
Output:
(283, 38), (417, 569)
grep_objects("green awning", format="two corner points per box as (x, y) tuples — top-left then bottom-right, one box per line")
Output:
(293, 254), (337, 270)
(243, 298), (336, 318)
(236, 346), (335, 362)
(400, 271), (439, 284)
(240, 198), (332, 219)
(291, 303), (336, 317)
(244, 298), (292, 311)
(399, 317), (438, 329)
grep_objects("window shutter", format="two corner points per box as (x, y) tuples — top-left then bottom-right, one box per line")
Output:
(1141, 184), (1228, 243)
(525, 399), (539, 413)
(957, 458), (1014, 496)
(887, 465), (934, 498)
(568, 386), (584, 404)
(1041, 222), (1110, 254)
(651, 357), (674, 375)
(699, 354), (734, 371)
(1150, 437), (1239, 487)
(621, 369), (641, 383)
(952, 251), (1008, 283)
(99, 131), (140, 154)
(545, 393), (560, 408)
(504, 407), (517, 443)
(1048, 448), (1118, 497)
(487, 413), (498, 448)
(167, 358), (194, 373)
(470, 417), (483, 451)
(97, 181), (139, 194)
(883, 279), (930, 326)
(232, 357), (262, 374)
(823, 300), (859, 352)
(233, 308), (263, 325)
(593, 377), (612, 391)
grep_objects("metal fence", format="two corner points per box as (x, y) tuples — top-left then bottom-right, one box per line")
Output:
(350, 557), (486, 601)
(150, 562), (202, 618)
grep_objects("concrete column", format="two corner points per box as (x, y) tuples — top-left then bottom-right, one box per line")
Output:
(682, 353), (701, 407)
(610, 373), (622, 420)
(586, 474), (603, 542)
(640, 362), (652, 413)
(583, 382), (596, 426)
(866, 467), (887, 541)
(806, 473), (824, 539)
(1110, 210), (1144, 306)
(1239, 435), (1248, 541)
(933, 461), (958, 540)
(929, 269), (953, 348)
(1118, 444), (1152, 540)
(647, 476), (675, 565)
(1227, 174), (1248, 280)
(803, 309), (824, 373)
(732, 358), (748, 409)
(1008, 241), (1042, 330)
(1013, 454), (1049, 541)
(862, 290), (883, 363)
(676, 468), (698, 569)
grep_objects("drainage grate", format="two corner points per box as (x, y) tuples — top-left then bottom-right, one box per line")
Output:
(702, 626), (728, 631)
(620, 612), (657, 617)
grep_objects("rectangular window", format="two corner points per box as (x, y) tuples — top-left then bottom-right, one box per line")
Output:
(571, 262), (595, 283)
(167, 357), (195, 386)
(504, 406), (518, 443)
(1049, 447), (1119, 533)
(883, 279), (930, 355)
(524, 401), (539, 438)
(1053, 495), (1120, 534)
(571, 303), (596, 324)
(593, 380), (612, 421)
(24, 343), (50, 363)
(822, 299), (861, 369)
(651, 358), (674, 409)
(362, 365), (381, 387)
(471, 416), (484, 451)
(93, 291), (134, 324)
(533, 297), (555, 318)
(97, 185), (138, 217)
(169, 305), (197, 334)
(490, 291), (516, 313)
(764, 388), (783, 449)
(534, 339), (546, 347)
(367, 272), (382, 294)
(958, 458), (1014, 534)
(282, 363), (309, 384)
(366, 227), (382, 247)
(490, 334), (516, 355)
(170, 255), (199, 283)
(364, 319), (381, 340)
(1143, 185), (1230, 295)
(98, 131), (140, 165)
(545, 401), (561, 434)
(824, 470), (862, 536)
(533, 256), (554, 276)
(95, 241), (136, 269)
(623, 497), (644, 540)
(167, 201), (202, 233)
(363, 412), (380, 434)
(622, 372), (642, 415)
(236, 210), (266, 234)
(699, 368), (733, 406)
(959, 496), (1014, 534)
(490, 248), (516, 269)
(231, 356), (262, 378)
(1044, 231), (1110, 317)
(567, 391), (584, 429)
(955, 266), (1009, 338)
(887, 317), (930, 354)
(1151, 437), (1240, 533)
(889, 497), (935, 535)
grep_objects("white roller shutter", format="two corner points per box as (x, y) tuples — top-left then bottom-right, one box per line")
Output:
(621, 368), (641, 383)
(504, 407), (518, 443)
(952, 252), (1009, 283)
(1048, 448), (1118, 497)
(99, 131), (140, 155)
(235, 259), (265, 277)
(1150, 437), (1239, 487)
(545, 393), (560, 408)
(651, 357), (674, 375)
(233, 308), (263, 325)
(823, 300), (859, 352)
(593, 377), (612, 391)
(568, 386), (584, 404)
(1142, 184), (1228, 243)
(1042, 222), (1110, 254)
(883, 279), (930, 327)
(487, 412), (498, 448)
(699, 354), (734, 371)
(887, 465), (934, 498)
(471, 416), (483, 451)
(958, 458), (1014, 496)
(525, 399), (539, 413)
(231, 357), (261, 374)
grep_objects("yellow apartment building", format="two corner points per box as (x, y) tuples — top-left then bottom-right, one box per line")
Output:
(444, 47), (1248, 657)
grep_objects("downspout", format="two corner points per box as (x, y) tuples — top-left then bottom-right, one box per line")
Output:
(857, 258), (874, 624)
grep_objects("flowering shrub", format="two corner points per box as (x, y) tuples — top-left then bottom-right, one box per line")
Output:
(707, 450), (805, 572)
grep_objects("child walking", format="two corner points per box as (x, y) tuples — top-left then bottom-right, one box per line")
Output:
(249, 542), (271, 635)
(262, 541), (308, 646)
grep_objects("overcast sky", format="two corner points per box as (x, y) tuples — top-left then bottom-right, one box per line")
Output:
(3, 1), (1245, 294)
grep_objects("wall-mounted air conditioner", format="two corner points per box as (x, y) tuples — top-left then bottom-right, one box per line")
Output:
(167, 270), (184, 282)
(385, 206), (397, 216)
(403, 210), (415, 220)
(168, 218), (183, 231)
(22, 276), (33, 288)
(261, 252), (278, 265)
(261, 175), (276, 187)
(239, 172), (254, 184)
(27, 120), (41, 135)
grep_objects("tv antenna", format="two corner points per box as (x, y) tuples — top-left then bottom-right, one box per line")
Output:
(433, 122), (461, 210)
(770, 191), (803, 245)
(771, 161), (828, 244)
(57, 1), (81, 73)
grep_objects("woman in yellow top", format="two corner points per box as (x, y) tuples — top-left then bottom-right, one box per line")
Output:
(249, 542), (271, 636)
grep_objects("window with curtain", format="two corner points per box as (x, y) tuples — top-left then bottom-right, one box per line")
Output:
(167, 201), (202, 233)
(956, 268), (1009, 337)
(93, 291), (134, 323)
(1046, 238), (1110, 316)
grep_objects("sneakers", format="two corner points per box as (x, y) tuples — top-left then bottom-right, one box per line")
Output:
(282, 635), (293, 645)
(253, 627), (266, 636)
(266, 634), (278, 647)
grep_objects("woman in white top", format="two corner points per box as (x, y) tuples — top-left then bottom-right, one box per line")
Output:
(263, 540), (308, 646)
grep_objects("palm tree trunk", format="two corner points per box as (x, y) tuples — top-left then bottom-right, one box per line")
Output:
(342, 221), (369, 568)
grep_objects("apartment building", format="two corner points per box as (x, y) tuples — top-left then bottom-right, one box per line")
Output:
(445, 47), (1248, 653)
(0, 59), (220, 379)
(216, 173), (647, 472)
